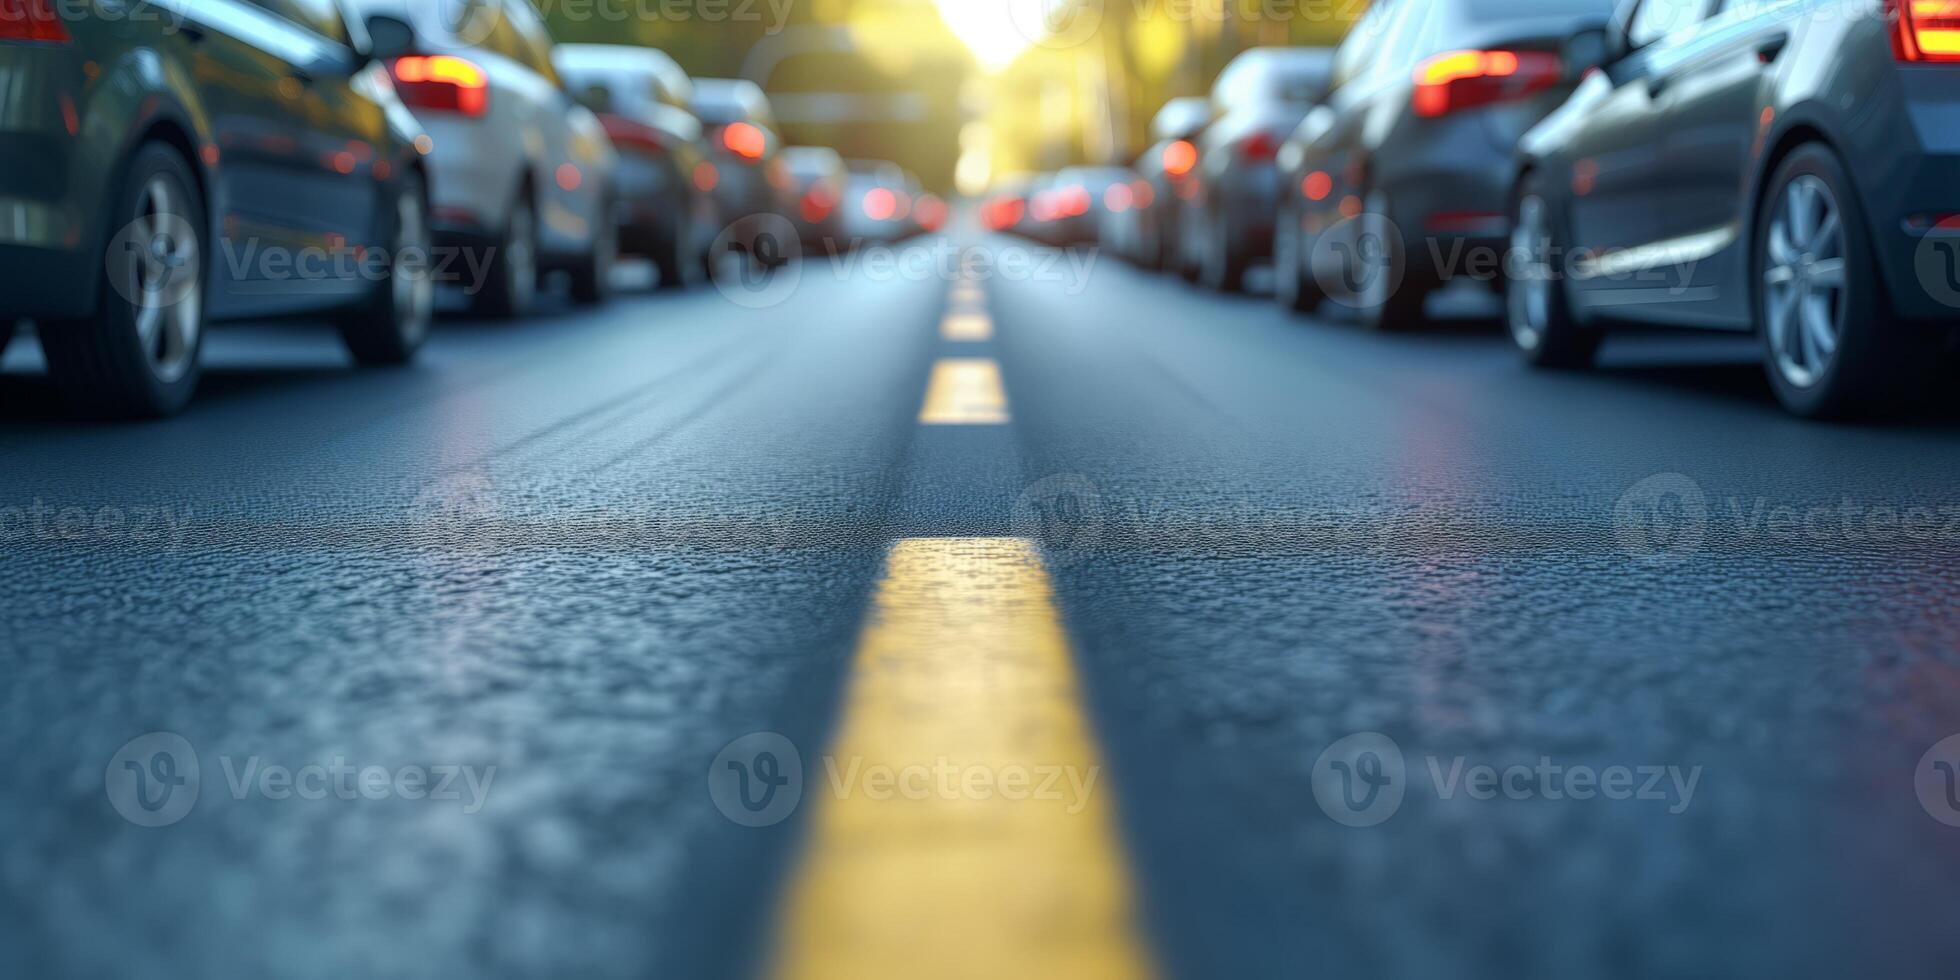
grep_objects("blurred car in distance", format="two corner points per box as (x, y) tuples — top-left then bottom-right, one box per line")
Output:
(839, 160), (918, 244)
(981, 174), (1040, 235)
(690, 78), (793, 268)
(1110, 97), (1211, 269)
(555, 43), (718, 289)
(1031, 167), (1135, 247)
(352, 0), (618, 316)
(1182, 46), (1334, 291)
(0, 0), (434, 417)
(1276, 0), (1610, 323)
(783, 146), (849, 253)
(1505, 0), (1960, 419)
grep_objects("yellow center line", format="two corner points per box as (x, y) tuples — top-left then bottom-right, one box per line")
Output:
(941, 311), (994, 341)
(768, 538), (1155, 980)
(918, 358), (1009, 425)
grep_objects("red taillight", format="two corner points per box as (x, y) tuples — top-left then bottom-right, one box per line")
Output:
(1104, 182), (1134, 213)
(984, 195), (1025, 230)
(862, 186), (897, 221)
(0, 0), (71, 43)
(1412, 49), (1562, 118)
(1893, 0), (1960, 61)
(800, 183), (837, 223)
(1301, 170), (1333, 202)
(600, 115), (668, 156)
(915, 194), (948, 232)
(1239, 131), (1280, 162)
(720, 122), (766, 162)
(1163, 139), (1198, 177)
(1131, 179), (1154, 209)
(391, 56), (489, 117)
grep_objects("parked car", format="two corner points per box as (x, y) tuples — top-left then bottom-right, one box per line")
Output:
(350, 0), (617, 316)
(1275, 0), (1610, 323)
(1181, 47), (1334, 291)
(690, 78), (792, 268)
(783, 146), (849, 253)
(1113, 97), (1212, 270)
(839, 160), (917, 244)
(1506, 0), (1960, 419)
(1096, 169), (1156, 263)
(981, 174), (1040, 235)
(0, 0), (433, 417)
(554, 43), (718, 289)
(1031, 167), (1135, 247)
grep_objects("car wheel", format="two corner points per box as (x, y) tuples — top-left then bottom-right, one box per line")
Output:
(1201, 204), (1248, 293)
(339, 172), (434, 365)
(1352, 190), (1427, 331)
(654, 211), (694, 290)
(1274, 206), (1321, 313)
(1507, 174), (1599, 368)
(1176, 202), (1204, 283)
(473, 193), (538, 319)
(40, 143), (206, 418)
(570, 197), (616, 307)
(1755, 143), (1932, 419)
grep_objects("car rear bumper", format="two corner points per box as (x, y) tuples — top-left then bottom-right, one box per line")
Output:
(0, 46), (98, 319)
(1867, 67), (1960, 322)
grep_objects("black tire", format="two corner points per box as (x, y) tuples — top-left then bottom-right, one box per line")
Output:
(0, 319), (15, 363)
(40, 142), (207, 419)
(471, 192), (538, 319)
(652, 211), (694, 290)
(338, 171), (433, 365)
(1754, 142), (1934, 419)
(570, 193), (616, 306)
(1351, 189), (1429, 332)
(1274, 206), (1321, 313)
(1176, 201), (1203, 282)
(1201, 204), (1249, 293)
(1507, 172), (1601, 369)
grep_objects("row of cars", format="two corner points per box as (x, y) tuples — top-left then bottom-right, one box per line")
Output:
(0, 0), (938, 418)
(993, 0), (1960, 419)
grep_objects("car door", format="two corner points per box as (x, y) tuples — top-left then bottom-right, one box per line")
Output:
(1561, 0), (1714, 313)
(1645, 0), (1807, 325)
(498, 0), (603, 259)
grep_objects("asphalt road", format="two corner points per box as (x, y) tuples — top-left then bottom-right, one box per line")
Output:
(4, 232), (1960, 979)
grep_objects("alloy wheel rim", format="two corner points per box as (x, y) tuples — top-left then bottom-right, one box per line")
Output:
(393, 191), (434, 344)
(1509, 194), (1553, 350)
(1763, 174), (1846, 389)
(129, 175), (202, 384)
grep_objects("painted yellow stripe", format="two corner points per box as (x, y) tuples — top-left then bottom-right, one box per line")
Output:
(940, 311), (994, 341)
(769, 539), (1154, 980)
(949, 283), (985, 307)
(918, 358), (1009, 425)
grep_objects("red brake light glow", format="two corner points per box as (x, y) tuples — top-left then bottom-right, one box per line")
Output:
(1894, 0), (1960, 60)
(1104, 182), (1134, 213)
(1163, 139), (1198, 177)
(391, 56), (490, 117)
(1239, 131), (1280, 162)
(1412, 49), (1562, 118)
(1302, 170), (1333, 202)
(862, 186), (898, 222)
(721, 122), (766, 162)
(0, 0), (70, 43)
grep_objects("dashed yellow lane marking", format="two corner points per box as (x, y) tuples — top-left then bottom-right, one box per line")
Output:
(918, 358), (1009, 425)
(940, 311), (994, 341)
(949, 284), (985, 307)
(769, 538), (1155, 980)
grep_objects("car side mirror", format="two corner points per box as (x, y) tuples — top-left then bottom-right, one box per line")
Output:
(364, 14), (416, 62)
(577, 84), (613, 114)
(1564, 27), (1612, 80)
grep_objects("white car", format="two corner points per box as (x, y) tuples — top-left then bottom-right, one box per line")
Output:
(351, 0), (617, 316)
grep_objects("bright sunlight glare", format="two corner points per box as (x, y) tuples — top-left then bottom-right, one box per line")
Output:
(933, 0), (1041, 72)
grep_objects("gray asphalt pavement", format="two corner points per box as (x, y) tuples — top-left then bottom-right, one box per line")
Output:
(4, 235), (1959, 979)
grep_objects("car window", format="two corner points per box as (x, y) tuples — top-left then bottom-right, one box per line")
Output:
(502, 0), (563, 84)
(249, 0), (350, 45)
(1329, 2), (1388, 93)
(1627, 0), (1706, 48)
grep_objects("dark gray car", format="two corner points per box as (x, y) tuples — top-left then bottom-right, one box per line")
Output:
(1275, 0), (1613, 325)
(1506, 0), (1960, 418)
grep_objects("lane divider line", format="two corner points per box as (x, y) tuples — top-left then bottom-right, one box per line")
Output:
(768, 538), (1156, 980)
(918, 358), (1009, 425)
(940, 312), (994, 342)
